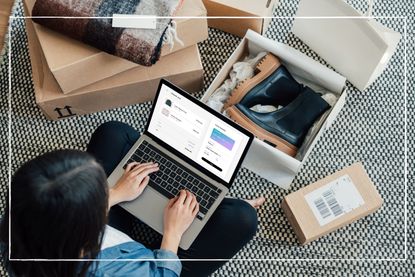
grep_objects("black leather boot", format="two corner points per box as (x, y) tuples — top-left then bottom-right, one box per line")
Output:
(223, 53), (304, 111)
(227, 87), (330, 157)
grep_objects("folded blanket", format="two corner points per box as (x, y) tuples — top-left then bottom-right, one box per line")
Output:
(32, 0), (183, 66)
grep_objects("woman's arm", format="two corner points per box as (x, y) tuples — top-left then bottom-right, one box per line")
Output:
(161, 190), (199, 253)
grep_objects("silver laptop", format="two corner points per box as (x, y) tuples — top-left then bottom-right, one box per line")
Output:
(108, 79), (253, 250)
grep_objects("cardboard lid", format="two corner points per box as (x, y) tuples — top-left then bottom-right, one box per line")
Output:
(292, 0), (401, 91)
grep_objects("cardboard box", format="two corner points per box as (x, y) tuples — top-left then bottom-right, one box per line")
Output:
(202, 0), (277, 37)
(292, 0), (401, 91)
(281, 162), (383, 244)
(0, 0), (14, 53)
(24, 0), (208, 94)
(25, 13), (204, 121)
(202, 30), (347, 189)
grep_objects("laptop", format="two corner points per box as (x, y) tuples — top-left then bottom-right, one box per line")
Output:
(107, 79), (254, 250)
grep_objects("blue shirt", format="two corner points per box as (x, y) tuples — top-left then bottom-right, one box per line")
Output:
(87, 242), (182, 277)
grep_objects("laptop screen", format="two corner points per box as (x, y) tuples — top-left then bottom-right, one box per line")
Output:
(147, 82), (251, 183)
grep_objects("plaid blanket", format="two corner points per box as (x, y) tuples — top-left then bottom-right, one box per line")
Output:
(32, 0), (183, 66)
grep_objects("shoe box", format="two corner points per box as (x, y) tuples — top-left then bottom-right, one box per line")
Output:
(24, 0), (208, 94)
(202, 0), (278, 38)
(202, 30), (348, 189)
(201, 0), (402, 189)
(281, 162), (383, 244)
(202, 0), (401, 188)
(24, 4), (204, 121)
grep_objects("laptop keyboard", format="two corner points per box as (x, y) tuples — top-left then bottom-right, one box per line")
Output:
(123, 141), (222, 220)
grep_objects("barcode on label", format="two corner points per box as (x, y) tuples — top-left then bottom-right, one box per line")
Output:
(323, 190), (343, 216)
(313, 189), (344, 219)
(305, 174), (364, 226)
(314, 198), (331, 218)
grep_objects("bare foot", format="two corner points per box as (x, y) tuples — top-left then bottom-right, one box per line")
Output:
(244, 196), (266, 209)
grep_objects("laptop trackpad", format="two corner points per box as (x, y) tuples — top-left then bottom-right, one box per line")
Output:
(120, 187), (168, 235)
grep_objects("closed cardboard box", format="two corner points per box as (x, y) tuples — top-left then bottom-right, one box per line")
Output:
(281, 162), (383, 244)
(25, 9), (204, 121)
(24, 0), (208, 94)
(203, 0), (277, 37)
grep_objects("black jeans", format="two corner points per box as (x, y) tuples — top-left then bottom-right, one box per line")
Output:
(87, 121), (258, 277)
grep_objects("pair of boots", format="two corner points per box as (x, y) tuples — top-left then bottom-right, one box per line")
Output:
(223, 54), (330, 157)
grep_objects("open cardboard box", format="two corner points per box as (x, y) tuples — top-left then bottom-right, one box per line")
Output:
(202, 30), (347, 189)
(24, 0), (208, 94)
(202, 0), (278, 38)
(25, 11), (204, 121)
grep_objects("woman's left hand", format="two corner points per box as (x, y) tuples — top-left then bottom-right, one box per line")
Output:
(109, 162), (159, 208)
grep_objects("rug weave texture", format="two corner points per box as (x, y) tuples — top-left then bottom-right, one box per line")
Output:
(0, 0), (414, 276)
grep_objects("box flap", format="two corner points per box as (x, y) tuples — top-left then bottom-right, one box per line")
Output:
(206, 0), (273, 16)
(292, 0), (401, 91)
(161, 0), (208, 56)
(202, 0), (277, 37)
(178, 0), (207, 16)
(42, 44), (203, 101)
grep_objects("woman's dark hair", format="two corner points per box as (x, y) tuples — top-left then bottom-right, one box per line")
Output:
(0, 149), (109, 277)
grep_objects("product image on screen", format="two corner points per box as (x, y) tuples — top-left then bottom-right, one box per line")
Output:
(148, 84), (250, 182)
(210, 129), (235, 151)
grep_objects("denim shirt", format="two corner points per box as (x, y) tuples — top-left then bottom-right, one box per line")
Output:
(87, 242), (182, 277)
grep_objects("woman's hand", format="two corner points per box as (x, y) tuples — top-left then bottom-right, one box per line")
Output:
(161, 190), (199, 253)
(109, 162), (159, 208)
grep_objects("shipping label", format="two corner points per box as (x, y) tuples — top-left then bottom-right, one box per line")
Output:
(304, 174), (365, 226)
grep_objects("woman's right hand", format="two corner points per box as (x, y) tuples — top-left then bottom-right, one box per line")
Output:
(161, 190), (199, 253)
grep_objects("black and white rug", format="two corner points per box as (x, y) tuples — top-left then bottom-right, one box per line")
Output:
(0, 0), (414, 276)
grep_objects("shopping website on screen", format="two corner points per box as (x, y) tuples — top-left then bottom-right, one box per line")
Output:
(147, 84), (250, 182)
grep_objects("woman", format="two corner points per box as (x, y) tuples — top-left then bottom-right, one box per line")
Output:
(0, 121), (265, 277)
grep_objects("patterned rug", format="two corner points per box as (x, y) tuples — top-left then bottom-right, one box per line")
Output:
(0, 0), (414, 276)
